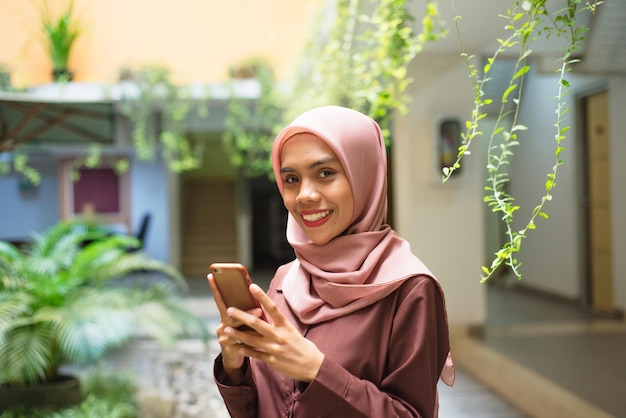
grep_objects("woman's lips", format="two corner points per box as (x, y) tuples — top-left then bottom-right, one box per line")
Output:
(301, 209), (332, 227)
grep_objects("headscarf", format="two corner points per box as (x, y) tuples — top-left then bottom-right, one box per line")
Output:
(271, 105), (454, 387)
(271, 105), (434, 322)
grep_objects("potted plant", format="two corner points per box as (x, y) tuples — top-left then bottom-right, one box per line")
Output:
(118, 64), (204, 172)
(0, 62), (11, 91)
(39, 0), (83, 82)
(0, 219), (207, 410)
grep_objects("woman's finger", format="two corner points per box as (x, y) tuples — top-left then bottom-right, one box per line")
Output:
(249, 284), (289, 326)
(207, 274), (229, 314)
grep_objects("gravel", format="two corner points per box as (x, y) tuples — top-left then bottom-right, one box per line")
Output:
(105, 336), (229, 418)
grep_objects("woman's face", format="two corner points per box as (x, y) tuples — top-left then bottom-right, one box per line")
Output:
(279, 133), (354, 245)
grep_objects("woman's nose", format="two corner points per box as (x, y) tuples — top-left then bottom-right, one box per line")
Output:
(297, 180), (320, 203)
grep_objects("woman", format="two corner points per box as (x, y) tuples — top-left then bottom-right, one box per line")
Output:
(209, 106), (455, 417)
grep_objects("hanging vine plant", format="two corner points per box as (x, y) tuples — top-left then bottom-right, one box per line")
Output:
(222, 58), (283, 178)
(286, 0), (447, 138)
(118, 64), (206, 172)
(222, 0), (446, 178)
(442, 0), (601, 282)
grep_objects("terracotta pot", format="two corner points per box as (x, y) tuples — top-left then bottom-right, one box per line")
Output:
(0, 375), (84, 410)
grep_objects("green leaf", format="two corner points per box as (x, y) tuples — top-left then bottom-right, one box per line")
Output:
(501, 84), (518, 102)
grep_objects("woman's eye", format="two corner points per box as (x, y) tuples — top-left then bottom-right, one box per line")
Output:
(284, 176), (299, 184)
(319, 170), (334, 179)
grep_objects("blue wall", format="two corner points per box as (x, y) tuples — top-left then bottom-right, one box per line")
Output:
(0, 154), (171, 263)
(0, 157), (60, 240)
(129, 156), (171, 262)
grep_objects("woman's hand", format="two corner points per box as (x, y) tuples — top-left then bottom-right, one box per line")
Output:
(224, 284), (325, 383)
(208, 274), (262, 382)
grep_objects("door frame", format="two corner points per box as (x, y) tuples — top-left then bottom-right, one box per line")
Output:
(577, 86), (618, 316)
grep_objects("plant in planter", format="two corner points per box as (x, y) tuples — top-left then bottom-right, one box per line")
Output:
(223, 57), (283, 178)
(39, 0), (83, 82)
(118, 64), (205, 172)
(1, 365), (139, 417)
(0, 62), (11, 91)
(0, 219), (207, 410)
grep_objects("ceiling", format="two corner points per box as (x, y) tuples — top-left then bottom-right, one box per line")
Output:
(577, 0), (626, 75)
(411, 0), (625, 75)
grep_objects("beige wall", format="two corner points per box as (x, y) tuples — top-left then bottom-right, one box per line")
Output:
(0, 0), (325, 87)
(394, 55), (486, 326)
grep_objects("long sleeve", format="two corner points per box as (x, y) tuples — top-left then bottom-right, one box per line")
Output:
(214, 356), (258, 418)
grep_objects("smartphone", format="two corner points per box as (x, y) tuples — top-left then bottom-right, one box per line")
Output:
(209, 263), (265, 322)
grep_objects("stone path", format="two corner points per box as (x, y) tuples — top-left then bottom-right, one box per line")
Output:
(104, 295), (229, 418)
(106, 337), (229, 418)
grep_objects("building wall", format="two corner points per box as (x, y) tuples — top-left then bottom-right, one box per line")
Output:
(0, 0), (325, 86)
(129, 157), (172, 262)
(0, 157), (60, 240)
(509, 68), (626, 313)
(0, 152), (172, 263)
(509, 69), (590, 298)
(394, 59), (486, 326)
(395, 55), (626, 323)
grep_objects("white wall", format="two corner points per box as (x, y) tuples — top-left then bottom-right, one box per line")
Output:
(508, 68), (586, 298)
(394, 59), (486, 326)
(395, 54), (626, 324)
(501, 66), (626, 313)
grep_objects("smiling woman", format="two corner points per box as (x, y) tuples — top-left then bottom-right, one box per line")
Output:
(208, 106), (455, 418)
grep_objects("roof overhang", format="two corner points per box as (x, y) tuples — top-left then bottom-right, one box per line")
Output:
(0, 91), (116, 153)
(0, 79), (263, 153)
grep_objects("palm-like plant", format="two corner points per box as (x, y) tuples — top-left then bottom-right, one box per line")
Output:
(0, 220), (207, 387)
(40, 0), (82, 78)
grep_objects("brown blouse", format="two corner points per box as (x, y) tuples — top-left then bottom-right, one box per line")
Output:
(214, 264), (451, 418)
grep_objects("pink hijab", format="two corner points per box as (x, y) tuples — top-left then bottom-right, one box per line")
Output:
(272, 105), (431, 319)
(271, 105), (454, 386)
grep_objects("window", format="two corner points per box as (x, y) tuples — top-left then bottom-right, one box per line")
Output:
(60, 158), (130, 232)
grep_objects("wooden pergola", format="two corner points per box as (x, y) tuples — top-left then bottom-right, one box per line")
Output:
(0, 94), (115, 153)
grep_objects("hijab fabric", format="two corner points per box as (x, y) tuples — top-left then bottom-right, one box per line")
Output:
(271, 106), (454, 386)
(272, 105), (431, 320)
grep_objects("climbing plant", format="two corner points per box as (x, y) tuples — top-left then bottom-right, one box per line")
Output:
(286, 0), (447, 138)
(222, 0), (446, 177)
(118, 64), (206, 172)
(222, 58), (283, 178)
(442, 0), (602, 281)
